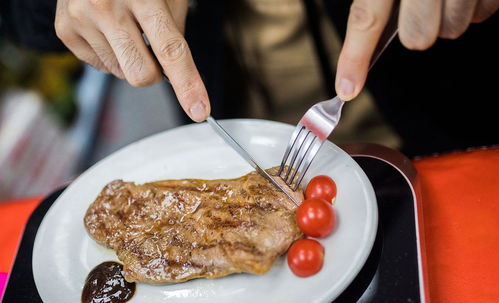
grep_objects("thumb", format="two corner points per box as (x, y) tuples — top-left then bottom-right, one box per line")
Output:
(335, 0), (394, 101)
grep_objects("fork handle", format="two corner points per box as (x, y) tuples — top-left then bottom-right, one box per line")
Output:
(368, 2), (400, 71)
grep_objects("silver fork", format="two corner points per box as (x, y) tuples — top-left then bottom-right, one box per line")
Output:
(277, 6), (400, 191)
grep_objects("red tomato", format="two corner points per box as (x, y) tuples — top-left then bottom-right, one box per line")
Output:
(296, 198), (335, 238)
(287, 239), (324, 277)
(305, 175), (337, 204)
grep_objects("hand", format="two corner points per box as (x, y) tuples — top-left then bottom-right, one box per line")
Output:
(335, 0), (499, 101)
(55, 0), (210, 122)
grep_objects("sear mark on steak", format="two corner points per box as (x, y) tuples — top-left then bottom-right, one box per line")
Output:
(84, 168), (303, 284)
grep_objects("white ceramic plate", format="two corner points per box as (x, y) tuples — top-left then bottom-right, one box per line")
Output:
(33, 119), (377, 303)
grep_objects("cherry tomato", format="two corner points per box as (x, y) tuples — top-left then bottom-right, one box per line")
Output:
(287, 238), (324, 277)
(296, 198), (335, 238)
(305, 175), (337, 204)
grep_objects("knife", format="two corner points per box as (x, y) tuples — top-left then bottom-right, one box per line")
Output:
(143, 41), (297, 204)
(206, 117), (299, 205)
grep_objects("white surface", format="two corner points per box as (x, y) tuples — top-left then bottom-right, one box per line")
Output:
(33, 119), (377, 303)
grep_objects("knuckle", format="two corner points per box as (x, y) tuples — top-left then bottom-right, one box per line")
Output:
(128, 75), (156, 87)
(158, 37), (187, 62)
(399, 16), (436, 50)
(440, 14), (467, 39)
(94, 49), (121, 75)
(176, 79), (197, 98)
(113, 70), (125, 79)
(89, 59), (108, 73)
(110, 65), (124, 78)
(440, 26), (464, 40)
(88, 0), (111, 10)
(349, 2), (379, 32)
(338, 52), (363, 71)
(111, 34), (149, 81)
(143, 10), (173, 35)
(107, 61), (123, 77)
(127, 66), (160, 87)
(91, 43), (112, 59)
(54, 20), (70, 41)
(91, 40), (126, 79)
(400, 33), (433, 50)
(78, 54), (103, 70)
(66, 1), (83, 20)
(111, 29), (132, 45)
(96, 65), (110, 74)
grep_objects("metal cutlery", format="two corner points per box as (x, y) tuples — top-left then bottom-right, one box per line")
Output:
(277, 5), (400, 191)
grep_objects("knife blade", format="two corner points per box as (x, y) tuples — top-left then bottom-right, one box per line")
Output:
(206, 117), (299, 205)
(143, 41), (299, 205)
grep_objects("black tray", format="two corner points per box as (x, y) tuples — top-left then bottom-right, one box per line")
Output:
(2, 144), (428, 302)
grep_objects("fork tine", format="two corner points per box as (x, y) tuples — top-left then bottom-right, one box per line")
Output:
(283, 130), (310, 181)
(281, 129), (309, 180)
(293, 140), (323, 191)
(277, 2), (395, 190)
(287, 135), (317, 186)
(285, 133), (314, 184)
(277, 125), (304, 176)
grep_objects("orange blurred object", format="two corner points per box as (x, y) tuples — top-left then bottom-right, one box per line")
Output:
(415, 147), (499, 302)
(0, 198), (41, 273)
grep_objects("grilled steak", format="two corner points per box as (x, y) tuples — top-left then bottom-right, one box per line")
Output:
(84, 168), (303, 283)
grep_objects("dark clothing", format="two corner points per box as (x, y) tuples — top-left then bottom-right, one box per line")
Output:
(2, 0), (497, 157)
(0, 0), (64, 52)
(326, 1), (499, 157)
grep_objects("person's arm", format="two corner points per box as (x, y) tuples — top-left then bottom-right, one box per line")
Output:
(335, 0), (499, 101)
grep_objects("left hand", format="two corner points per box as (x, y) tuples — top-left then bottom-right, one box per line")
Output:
(335, 0), (499, 101)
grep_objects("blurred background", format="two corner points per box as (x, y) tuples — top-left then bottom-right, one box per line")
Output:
(0, 45), (185, 199)
(0, 0), (399, 200)
(0, 0), (497, 200)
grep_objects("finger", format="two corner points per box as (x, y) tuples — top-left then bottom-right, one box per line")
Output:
(55, 25), (110, 74)
(399, 0), (442, 50)
(83, 30), (126, 79)
(472, 0), (499, 23)
(167, 0), (189, 34)
(132, 1), (210, 122)
(335, 0), (394, 101)
(99, 12), (163, 87)
(440, 0), (478, 39)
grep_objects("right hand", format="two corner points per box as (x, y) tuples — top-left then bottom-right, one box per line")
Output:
(55, 0), (210, 122)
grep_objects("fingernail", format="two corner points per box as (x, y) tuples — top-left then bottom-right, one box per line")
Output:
(339, 78), (355, 100)
(189, 102), (207, 122)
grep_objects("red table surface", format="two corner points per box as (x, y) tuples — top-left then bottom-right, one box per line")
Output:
(1, 147), (498, 302)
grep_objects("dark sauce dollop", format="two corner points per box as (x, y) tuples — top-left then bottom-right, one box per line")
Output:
(82, 261), (136, 303)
